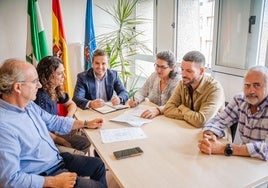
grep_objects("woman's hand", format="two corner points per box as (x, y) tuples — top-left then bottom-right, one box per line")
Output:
(140, 107), (160, 119)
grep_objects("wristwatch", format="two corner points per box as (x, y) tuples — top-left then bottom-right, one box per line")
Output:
(224, 143), (233, 156)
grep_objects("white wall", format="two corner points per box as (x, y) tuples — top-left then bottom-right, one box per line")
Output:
(0, 0), (114, 85)
(0, 0), (28, 61)
(212, 72), (244, 102)
(0, 0), (113, 63)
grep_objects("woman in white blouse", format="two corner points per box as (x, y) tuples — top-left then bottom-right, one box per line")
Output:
(129, 50), (180, 118)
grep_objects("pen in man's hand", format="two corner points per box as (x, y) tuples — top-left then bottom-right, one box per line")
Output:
(132, 93), (135, 101)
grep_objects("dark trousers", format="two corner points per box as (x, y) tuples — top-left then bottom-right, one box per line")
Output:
(60, 133), (90, 153)
(51, 152), (107, 188)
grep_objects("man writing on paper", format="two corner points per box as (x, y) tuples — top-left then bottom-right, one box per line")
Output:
(73, 49), (128, 109)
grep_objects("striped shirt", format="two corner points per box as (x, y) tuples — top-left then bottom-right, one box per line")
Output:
(134, 72), (180, 110)
(203, 93), (268, 160)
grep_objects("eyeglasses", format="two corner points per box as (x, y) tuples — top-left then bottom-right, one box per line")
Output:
(154, 63), (169, 70)
(244, 82), (263, 90)
(18, 78), (40, 85)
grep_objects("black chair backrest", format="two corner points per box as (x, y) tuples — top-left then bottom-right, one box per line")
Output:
(225, 101), (238, 143)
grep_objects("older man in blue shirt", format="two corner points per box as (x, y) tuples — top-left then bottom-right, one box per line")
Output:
(0, 59), (107, 188)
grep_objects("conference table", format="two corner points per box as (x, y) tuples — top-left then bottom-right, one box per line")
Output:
(75, 102), (268, 188)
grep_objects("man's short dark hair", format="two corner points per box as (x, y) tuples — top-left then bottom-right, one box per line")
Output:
(183, 51), (205, 66)
(92, 49), (108, 62)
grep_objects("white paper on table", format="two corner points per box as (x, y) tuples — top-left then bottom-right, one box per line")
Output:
(100, 127), (147, 143)
(109, 105), (154, 127)
(110, 112), (152, 127)
(127, 105), (154, 116)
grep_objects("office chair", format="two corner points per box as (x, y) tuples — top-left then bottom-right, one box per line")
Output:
(225, 102), (238, 143)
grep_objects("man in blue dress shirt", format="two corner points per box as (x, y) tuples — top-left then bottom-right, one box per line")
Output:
(73, 49), (128, 109)
(0, 59), (107, 188)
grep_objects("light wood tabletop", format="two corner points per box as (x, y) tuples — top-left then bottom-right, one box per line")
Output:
(75, 102), (268, 188)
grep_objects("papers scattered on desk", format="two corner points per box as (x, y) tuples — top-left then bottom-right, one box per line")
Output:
(110, 113), (152, 127)
(92, 102), (128, 114)
(100, 127), (147, 143)
(128, 105), (150, 116)
(110, 105), (153, 127)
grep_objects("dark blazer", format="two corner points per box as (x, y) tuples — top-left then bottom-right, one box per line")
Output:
(73, 68), (128, 109)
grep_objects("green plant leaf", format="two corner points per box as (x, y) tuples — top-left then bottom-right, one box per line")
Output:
(96, 0), (152, 88)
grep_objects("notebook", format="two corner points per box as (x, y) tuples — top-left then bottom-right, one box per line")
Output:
(92, 102), (128, 114)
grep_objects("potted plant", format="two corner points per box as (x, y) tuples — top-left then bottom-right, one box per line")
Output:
(96, 0), (151, 97)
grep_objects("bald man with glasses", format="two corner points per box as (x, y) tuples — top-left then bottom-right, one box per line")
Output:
(0, 59), (107, 188)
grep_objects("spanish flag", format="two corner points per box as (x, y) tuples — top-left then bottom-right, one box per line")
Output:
(52, 0), (73, 97)
(26, 0), (50, 65)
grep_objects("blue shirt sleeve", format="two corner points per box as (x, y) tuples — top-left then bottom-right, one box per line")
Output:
(0, 100), (75, 187)
(0, 125), (45, 188)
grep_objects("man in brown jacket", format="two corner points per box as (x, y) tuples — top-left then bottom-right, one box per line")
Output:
(164, 51), (225, 128)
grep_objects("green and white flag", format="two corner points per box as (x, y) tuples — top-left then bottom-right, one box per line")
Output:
(26, 0), (50, 65)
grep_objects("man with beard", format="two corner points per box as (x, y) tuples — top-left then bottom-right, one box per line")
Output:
(199, 66), (268, 160)
(164, 51), (225, 128)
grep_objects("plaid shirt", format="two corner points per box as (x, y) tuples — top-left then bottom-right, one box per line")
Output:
(203, 93), (268, 160)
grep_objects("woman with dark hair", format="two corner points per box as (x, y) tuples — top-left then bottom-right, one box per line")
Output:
(35, 56), (90, 154)
(129, 50), (180, 119)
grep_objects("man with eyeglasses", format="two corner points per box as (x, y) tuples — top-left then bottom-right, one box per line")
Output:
(0, 59), (107, 187)
(164, 50), (225, 128)
(199, 66), (268, 160)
